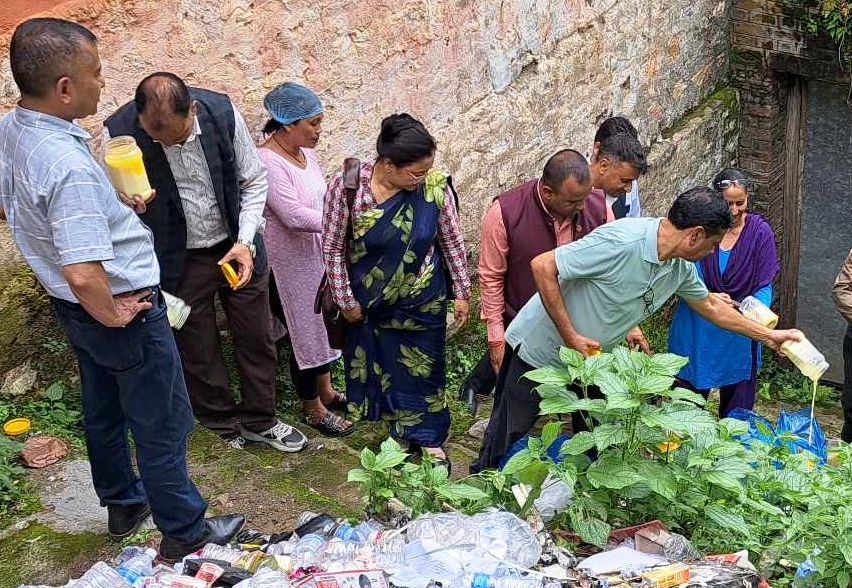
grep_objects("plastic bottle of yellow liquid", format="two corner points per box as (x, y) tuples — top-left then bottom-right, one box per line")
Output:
(104, 136), (153, 202)
(780, 337), (829, 382)
(738, 296), (779, 328)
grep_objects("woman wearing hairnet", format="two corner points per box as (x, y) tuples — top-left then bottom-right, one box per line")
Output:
(258, 83), (354, 437)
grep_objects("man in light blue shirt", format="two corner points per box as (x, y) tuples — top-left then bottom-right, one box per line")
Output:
(0, 17), (243, 561)
(471, 187), (803, 472)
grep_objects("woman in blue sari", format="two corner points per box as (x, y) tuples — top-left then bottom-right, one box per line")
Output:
(322, 114), (472, 463)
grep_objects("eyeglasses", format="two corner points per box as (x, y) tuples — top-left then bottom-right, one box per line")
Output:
(715, 179), (745, 190)
(401, 166), (429, 180)
(642, 266), (660, 317)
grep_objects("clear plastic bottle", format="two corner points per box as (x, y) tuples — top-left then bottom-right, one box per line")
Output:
(453, 572), (542, 588)
(781, 337), (830, 381)
(116, 547), (157, 586)
(199, 543), (244, 564)
(70, 561), (131, 588)
(291, 533), (327, 569)
(738, 296), (779, 328)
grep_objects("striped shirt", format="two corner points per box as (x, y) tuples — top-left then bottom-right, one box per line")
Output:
(103, 105), (267, 248)
(0, 106), (159, 302)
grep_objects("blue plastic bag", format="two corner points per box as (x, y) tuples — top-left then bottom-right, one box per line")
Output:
(498, 433), (572, 469)
(728, 407), (827, 465)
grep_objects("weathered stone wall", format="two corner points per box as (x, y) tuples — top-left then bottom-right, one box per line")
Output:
(1, 0), (736, 254)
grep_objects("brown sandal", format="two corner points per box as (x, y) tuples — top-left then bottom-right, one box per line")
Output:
(306, 410), (355, 438)
(323, 391), (348, 411)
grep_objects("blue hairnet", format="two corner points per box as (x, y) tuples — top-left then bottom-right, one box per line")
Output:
(263, 82), (323, 125)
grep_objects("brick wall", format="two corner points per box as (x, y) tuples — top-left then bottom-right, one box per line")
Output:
(730, 0), (844, 323)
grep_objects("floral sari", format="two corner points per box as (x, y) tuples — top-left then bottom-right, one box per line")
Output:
(344, 179), (452, 447)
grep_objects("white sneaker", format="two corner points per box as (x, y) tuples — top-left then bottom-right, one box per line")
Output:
(224, 435), (246, 450)
(242, 420), (307, 453)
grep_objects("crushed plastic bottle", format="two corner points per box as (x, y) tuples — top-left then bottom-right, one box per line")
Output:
(115, 547), (157, 586)
(452, 571), (542, 588)
(470, 511), (541, 568)
(291, 533), (327, 569)
(60, 561), (130, 588)
(233, 568), (294, 588)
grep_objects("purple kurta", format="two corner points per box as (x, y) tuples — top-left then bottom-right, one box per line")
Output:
(259, 147), (340, 369)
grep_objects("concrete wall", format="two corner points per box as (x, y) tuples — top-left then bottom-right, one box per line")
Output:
(1, 0), (737, 255)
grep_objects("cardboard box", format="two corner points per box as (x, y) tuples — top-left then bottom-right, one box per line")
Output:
(635, 526), (672, 556)
(313, 569), (389, 588)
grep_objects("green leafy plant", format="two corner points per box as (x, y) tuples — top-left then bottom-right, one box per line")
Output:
(781, 0), (852, 69)
(347, 437), (492, 518)
(21, 380), (83, 442)
(0, 434), (25, 511)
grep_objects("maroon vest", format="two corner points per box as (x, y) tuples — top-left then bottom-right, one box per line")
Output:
(497, 179), (607, 322)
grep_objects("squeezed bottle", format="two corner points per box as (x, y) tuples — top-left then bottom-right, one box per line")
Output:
(104, 136), (154, 202)
(780, 337), (829, 382)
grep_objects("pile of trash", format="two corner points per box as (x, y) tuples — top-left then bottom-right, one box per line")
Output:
(19, 510), (768, 588)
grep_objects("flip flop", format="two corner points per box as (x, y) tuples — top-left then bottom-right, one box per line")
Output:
(306, 411), (355, 438)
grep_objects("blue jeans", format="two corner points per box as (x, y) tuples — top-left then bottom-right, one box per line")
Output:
(52, 289), (207, 541)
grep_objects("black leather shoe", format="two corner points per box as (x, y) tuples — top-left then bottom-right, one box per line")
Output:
(458, 386), (478, 414)
(158, 513), (246, 562)
(108, 503), (151, 539)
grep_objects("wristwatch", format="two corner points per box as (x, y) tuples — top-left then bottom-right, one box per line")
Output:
(237, 238), (257, 258)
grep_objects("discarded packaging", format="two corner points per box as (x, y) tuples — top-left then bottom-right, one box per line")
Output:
(641, 563), (690, 588)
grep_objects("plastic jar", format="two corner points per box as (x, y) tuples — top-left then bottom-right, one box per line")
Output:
(104, 136), (154, 202)
(781, 336), (829, 381)
(738, 296), (779, 328)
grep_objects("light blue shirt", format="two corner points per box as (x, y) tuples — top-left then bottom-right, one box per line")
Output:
(0, 107), (159, 302)
(506, 218), (709, 368)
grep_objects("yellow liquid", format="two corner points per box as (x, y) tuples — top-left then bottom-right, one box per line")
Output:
(104, 138), (153, 201)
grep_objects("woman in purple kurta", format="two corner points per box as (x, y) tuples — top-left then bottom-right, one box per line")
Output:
(258, 83), (354, 437)
(668, 168), (780, 416)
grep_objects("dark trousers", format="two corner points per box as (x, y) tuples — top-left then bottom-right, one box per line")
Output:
(461, 351), (497, 395)
(842, 325), (852, 443)
(175, 243), (277, 436)
(287, 352), (331, 402)
(471, 346), (602, 473)
(52, 291), (206, 542)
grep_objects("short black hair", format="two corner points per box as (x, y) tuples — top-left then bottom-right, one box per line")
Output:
(376, 113), (436, 166)
(542, 149), (590, 191)
(595, 132), (648, 175)
(134, 72), (192, 117)
(667, 186), (733, 236)
(10, 18), (97, 98)
(594, 116), (638, 144)
(712, 167), (749, 191)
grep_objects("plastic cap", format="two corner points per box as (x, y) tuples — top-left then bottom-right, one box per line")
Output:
(4, 417), (31, 436)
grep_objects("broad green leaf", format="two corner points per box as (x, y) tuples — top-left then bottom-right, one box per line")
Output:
(718, 417), (750, 438)
(604, 391), (641, 411)
(570, 513), (611, 547)
(640, 405), (716, 438)
(611, 346), (638, 372)
(644, 470), (678, 500)
(373, 449), (409, 470)
(664, 386), (707, 405)
(44, 381), (65, 401)
(593, 371), (629, 397)
(592, 423), (628, 451)
(740, 497), (785, 518)
(501, 449), (538, 476)
(703, 504), (750, 537)
(558, 346), (585, 369)
(647, 352), (689, 376)
(525, 366), (573, 387)
(586, 457), (645, 490)
(633, 373), (675, 396)
(558, 431), (596, 456)
(360, 447), (377, 469)
(541, 421), (562, 451)
(837, 570), (850, 588)
(436, 483), (490, 502)
(539, 397), (580, 415)
(516, 460), (550, 487)
(558, 398), (608, 413)
(840, 539), (852, 566)
(536, 383), (577, 401)
(347, 469), (371, 483)
(704, 471), (745, 493)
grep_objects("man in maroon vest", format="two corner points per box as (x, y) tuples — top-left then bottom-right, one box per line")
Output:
(459, 136), (647, 413)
